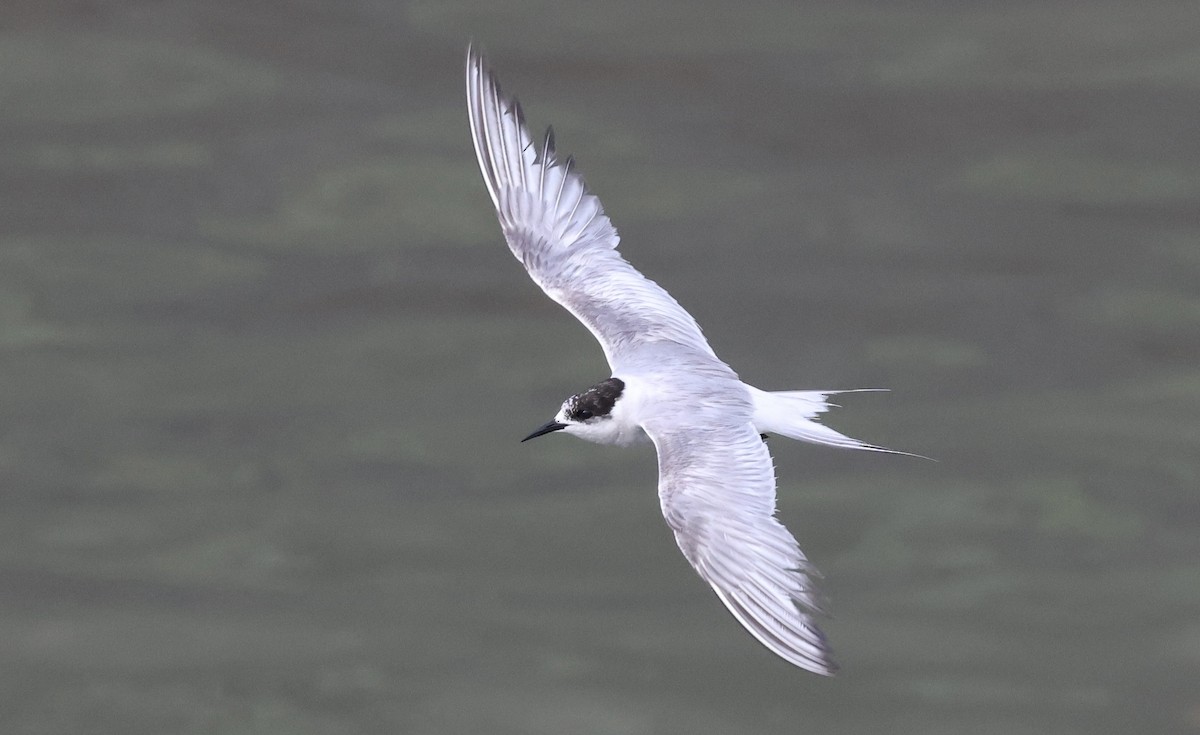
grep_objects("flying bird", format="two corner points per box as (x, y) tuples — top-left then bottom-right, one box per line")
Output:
(465, 47), (906, 675)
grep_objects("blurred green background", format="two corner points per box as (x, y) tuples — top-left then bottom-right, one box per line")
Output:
(2, 2), (1198, 733)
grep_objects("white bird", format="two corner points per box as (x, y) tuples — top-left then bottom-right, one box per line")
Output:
(466, 47), (905, 675)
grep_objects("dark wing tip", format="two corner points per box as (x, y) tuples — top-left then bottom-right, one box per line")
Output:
(509, 99), (530, 142)
(467, 45), (525, 135)
(466, 41), (485, 68)
(465, 42), (481, 76)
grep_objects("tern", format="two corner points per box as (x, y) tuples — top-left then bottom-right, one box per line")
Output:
(466, 47), (905, 675)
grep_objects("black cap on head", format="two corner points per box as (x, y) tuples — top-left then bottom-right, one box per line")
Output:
(565, 377), (624, 421)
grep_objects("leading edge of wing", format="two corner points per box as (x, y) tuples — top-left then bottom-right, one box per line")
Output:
(465, 46), (718, 369)
(649, 420), (838, 675)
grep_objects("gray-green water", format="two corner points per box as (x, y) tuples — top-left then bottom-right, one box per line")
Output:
(2, 3), (1198, 733)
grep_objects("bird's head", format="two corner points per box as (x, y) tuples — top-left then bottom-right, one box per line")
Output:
(522, 377), (628, 446)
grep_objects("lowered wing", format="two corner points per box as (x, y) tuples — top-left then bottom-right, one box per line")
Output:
(648, 417), (838, 674)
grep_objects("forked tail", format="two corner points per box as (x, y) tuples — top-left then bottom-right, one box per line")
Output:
(749, 386), (915, 455)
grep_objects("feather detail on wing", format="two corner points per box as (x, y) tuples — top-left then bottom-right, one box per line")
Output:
(466, 47), (719, 370)
(648, 419), (838, 675)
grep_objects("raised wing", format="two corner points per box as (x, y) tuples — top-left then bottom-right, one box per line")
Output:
(648, 418), (838, 674)
(466, 47), (718, 371)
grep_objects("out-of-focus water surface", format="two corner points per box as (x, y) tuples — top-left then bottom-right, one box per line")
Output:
(2, 3), (1198, 733)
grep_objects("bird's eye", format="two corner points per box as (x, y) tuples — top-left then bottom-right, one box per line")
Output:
(577, 409), (593, 420)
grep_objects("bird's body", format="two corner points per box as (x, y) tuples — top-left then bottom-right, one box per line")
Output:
(466, 47), (902, 675)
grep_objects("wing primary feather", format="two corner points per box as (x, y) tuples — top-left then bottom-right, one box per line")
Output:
(486, 71), (511, 195)
(539, 126), (554, 197)
(564, 166), (587, 232)
(480, 61), (505, 207)
(465, 49), (499, 209)
(542, 126), (556, 161)
(508, 98), (529, 192)
(553, 155), (574, 220)
(717, 589), (837, 673)
(573, 198), (601, 242)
